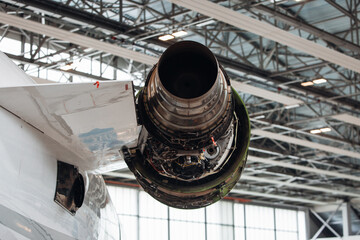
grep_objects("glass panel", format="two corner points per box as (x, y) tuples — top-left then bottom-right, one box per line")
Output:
(101, 63), (114, 79)
(91, 59), (101, 76)
(170, 207), (205, 222)
(234, 227), (245, 239)
(276, 231), (298, 240)
(234, 203), (244, 227)
(275, 208), (297, 231)
(107, 186), (138, 215)
(206, 201), (233, 225)
(246, 205), (274, 230)
(139, 218), (168, 240)
(0, 38), (21, 55)
(207, 224), (233, 240)
(107, 185), (306, 240)
(118, 215), (137, 240)
(170, 221), (205, 240)
(46, 69), (63, 82)
(246, 228), (275, 240)
(139, 191), (167, 219)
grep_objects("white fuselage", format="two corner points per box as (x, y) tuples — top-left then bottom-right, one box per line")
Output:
(0, 104), (120, 240)
(0, 52), (120, 239)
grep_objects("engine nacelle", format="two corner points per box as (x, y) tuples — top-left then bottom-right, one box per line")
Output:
(124, 41), (250, 209)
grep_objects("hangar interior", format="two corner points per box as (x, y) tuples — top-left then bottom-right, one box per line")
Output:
(0, 0), (359, 239)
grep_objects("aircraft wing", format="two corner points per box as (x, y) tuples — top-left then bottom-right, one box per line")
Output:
(0, 81), (138, 172)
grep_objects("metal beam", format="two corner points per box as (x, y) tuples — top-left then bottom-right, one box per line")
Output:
(317, 237), (360, 240)
(167, 0), (360, 73)
(7, 0), (360, 109)
(13, 0), (146, 39)
(0, 12), (158, 65)
(326, 0), (360, 22)
(5, 52), (114, 81)
(231, 80), (304, 106)
(343, 203), (352, 237)
(218, 55), (360, 109)
(248, 155), (360, 182)
(332, 113), (360, 128)
(0, 13), (310, 107)
(231, 189), (333, 205)
(252, 129), (360, 159)
(252, 4), (360, 54)
(269, 62), (329, 77)
(311, 205), (342, 240)
(241, 175), (360, 198)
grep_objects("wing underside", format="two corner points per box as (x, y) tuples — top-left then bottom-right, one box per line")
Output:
(0, 81), (138, 172)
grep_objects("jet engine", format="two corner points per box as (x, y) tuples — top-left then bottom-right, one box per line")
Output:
(124, 41), (250, 209)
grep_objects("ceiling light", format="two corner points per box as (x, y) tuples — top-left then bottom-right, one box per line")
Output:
(320, 127), (331, 133)
(158, 34), (174, 41)
(60, 62), (74, 71)
(254, 115), (265, 119)
(172, 30), (188, 37)
(196, 19), (216, 27)
(312, 78), (327, 84)
(301, 81), (314, 87)
(285, 104), (300, 109)
(83, 48), (93, 52)
(310, 127), (331, 134)
(310, 129), (321, 134)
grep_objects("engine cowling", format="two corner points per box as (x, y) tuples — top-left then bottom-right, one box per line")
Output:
(124, 41), (250, 209)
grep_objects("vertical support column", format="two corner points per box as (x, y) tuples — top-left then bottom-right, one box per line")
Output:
(342, 202), (352, 237)
(273, 208), (277, 240)
(244, 204), (247, 240)
(232, 202), (235, 240)
(119, 0), (123, 23)
(305, 209), (311, 240)
(136, 189), (140, 240)
(113, 57), (118, 80)
(204, 207), (208, 240)
(100, 53), (103, 77)
(259, 36), (263, 69)
(20, 34), (25, 70)
(167, 206), (170, 240)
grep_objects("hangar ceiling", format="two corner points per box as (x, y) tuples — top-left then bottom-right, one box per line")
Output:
(0, 0), (359, 212)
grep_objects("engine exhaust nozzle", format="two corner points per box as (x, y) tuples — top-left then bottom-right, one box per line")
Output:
(140, 41), (233, 150)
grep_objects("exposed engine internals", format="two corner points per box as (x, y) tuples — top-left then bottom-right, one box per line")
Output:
(124, 41), (250, 209)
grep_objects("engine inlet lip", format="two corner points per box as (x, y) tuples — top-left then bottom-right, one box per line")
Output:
(157, 41), (219, 100)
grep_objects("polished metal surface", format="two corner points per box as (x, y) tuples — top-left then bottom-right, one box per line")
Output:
(141, 41), (233, 149)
